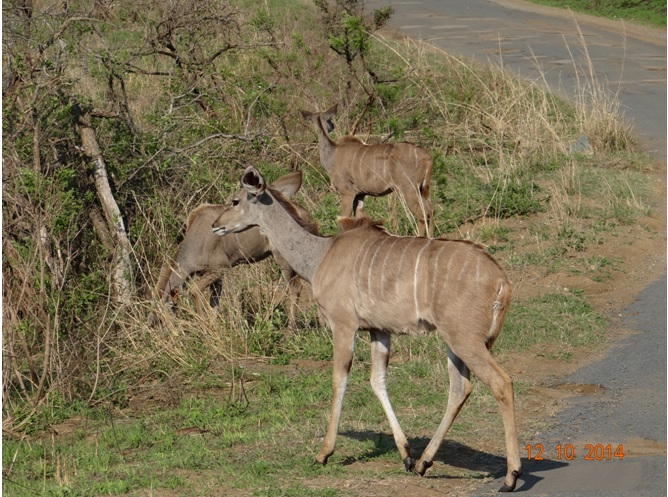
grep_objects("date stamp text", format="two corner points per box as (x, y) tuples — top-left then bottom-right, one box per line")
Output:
(526, 443), (625, 461)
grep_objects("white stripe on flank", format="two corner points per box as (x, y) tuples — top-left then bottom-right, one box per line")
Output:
(368, 238), (389, 299)
(445, 242), (458, 286)
(457, 249), (472, 283)
(380, 237), (399, 298)
(413, 240), (432, 317)
(431, 240), (446, 301)
(353, 237), (375, 285)
(358, 237), (378, 302)
(392, 238), (415, 299)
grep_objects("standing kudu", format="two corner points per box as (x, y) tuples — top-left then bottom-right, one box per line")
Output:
(300, 104), (434, 237)
(149, 171), (318, 329)
(211, 166), (522, 492)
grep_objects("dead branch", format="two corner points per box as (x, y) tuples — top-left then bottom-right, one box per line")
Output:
(74, 105), (134, 304)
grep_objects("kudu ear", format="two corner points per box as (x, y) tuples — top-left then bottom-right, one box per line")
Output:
(323, 104), (338, 133)
(269, 171), (302, 198)
(241, 167), (266, 197)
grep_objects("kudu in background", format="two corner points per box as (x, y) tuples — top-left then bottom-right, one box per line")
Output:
(149, 171), (317, 328)
(211, 166), (522, 492)
(300, 104), (434, 237)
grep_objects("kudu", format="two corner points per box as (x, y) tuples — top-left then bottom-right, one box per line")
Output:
(300, 104), (434, 237)
(149, 171), (317, 329)
(211, 166), (522, 492)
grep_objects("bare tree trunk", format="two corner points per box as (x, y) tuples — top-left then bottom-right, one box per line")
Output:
(74, 106), (133, 304)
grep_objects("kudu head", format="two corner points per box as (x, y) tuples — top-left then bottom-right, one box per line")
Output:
(211, 168), (302, 236)
(300, 104), (338, 134)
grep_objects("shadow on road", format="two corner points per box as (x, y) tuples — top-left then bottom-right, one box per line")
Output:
(339, 429), (568, 491)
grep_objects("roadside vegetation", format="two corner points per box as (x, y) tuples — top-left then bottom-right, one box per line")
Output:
(2, 0), (657, 495)
(526, 0), (666, 27)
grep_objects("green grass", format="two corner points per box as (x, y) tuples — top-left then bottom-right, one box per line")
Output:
(2, 0), (659, 495)
(526, 0), (666, 27)
(498, 293), (605, 360)
(3, 290), (606, 496)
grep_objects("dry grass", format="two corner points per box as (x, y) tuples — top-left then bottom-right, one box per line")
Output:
(113, 11), (645, 386)
(2, 0), (649, 440)
(568, 21), (637, 152)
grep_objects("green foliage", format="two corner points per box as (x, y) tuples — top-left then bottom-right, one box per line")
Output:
(486, 178), (545, 218)
(251, 8), (276, 33)
(2, 7), (655, 496)
(328, 15), (369, 63)
(499, 293), (605, 353)
(526, 0), (666, 27)
(373, 6), (393, 28)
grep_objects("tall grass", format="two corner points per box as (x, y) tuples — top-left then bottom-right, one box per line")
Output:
(567, 21), (637, 153)
(3, 0), (650, 449)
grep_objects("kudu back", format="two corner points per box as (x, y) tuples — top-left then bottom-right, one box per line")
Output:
(149, 171), (317, 328)
(301, 104), (433, 237)
(210, 166), (522, 492)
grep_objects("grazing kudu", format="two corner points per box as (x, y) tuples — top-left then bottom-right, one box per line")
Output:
(211, 166), (522, 492)
(149, 171), (317, 329)
(300, 104), (433, 237)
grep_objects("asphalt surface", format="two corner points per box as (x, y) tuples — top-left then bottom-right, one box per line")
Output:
(370, 1), (667, 494)
(373, 0), (666, 161)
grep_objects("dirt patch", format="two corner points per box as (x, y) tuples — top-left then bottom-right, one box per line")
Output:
(621, 437), (667, 458)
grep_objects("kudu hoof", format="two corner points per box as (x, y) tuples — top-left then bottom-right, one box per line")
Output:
(403, 456), (415, 472)
(314, 454), (330, 466)
(498, 470), (522, 493)
(414, 459), (433, 476)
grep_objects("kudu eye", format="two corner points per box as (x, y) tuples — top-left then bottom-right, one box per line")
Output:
(231, 198), (240, 207)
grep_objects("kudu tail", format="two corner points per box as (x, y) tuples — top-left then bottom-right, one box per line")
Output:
(486, 278), (512, 350)
(419, 167), (432, 200)
(154, 262), (174, 301)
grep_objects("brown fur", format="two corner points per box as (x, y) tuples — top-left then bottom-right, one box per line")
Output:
(211, 167), (522, 492)
(301, 104), (434, 237)
(149, 172), (316, 328)
(270, 188), (319, 235)
(335, 215), (386, 233)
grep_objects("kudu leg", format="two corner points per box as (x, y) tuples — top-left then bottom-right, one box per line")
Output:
(369, 330), (414, 471)
(457, 344), (522, 492)
(352, 193), (365, 216)
(284, 275), (302, 330)
(415, 349), (471, 475)
(315, 324), (356, 465)
(405, 188), (432, 238)
(162, 266), (191, 304)
(338, 191), (356, 218)
(149, 265), (192, 326)
(192, 271), (222, 315)
(149, 262), (176, 326)
(421, 195), (433, 238)
(276, 258), (302, 330)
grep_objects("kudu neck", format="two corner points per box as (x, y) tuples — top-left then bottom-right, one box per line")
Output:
(259, 192), (329, 284)
(314, 117), (336, 172)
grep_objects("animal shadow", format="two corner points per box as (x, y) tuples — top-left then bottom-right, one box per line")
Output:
(338, 430), (567, 492)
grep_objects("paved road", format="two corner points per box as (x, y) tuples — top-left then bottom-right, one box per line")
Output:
(372, 1), (667, 494)
(374, 0), (666, 160)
